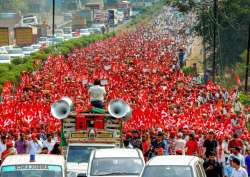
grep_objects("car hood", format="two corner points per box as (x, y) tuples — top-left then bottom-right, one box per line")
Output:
(67, 162), (88, 172)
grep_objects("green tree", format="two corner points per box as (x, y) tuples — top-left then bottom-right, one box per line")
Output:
(193, 0), (250, 69)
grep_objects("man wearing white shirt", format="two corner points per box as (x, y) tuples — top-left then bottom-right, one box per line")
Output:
(231, 157), (248, 177)
(43, 134), (55, 152)
(28, 134), (43, 155)
(88, 80), (106, 109)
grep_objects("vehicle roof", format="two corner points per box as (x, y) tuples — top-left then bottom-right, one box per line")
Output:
(146, 155), (201, 166)
(68, 143), (116, 147)
(94, 148), (140, 158)
(2, 155), (65, 166)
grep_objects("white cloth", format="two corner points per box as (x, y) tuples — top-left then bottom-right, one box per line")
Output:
(231, 167), (248, 177)
(43, 140), (55, 152)
(89, 85), (106, 102)
(174, 139), (186, 154)
(28, 140), (42, 155)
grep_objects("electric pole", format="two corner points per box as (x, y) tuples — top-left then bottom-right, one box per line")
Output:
(212, 0), (217, 82)
(52, 0), (55, 37)
(245, 24), (250, 92)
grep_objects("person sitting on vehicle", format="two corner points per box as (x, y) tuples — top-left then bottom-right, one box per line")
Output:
(88, 80), (106, 109)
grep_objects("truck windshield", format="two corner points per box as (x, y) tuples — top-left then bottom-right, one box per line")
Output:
(23, 18), (35, 23)
(1, 165), (63, 177)
(67, 146), (114, 163)
(90, 158), (143, 176)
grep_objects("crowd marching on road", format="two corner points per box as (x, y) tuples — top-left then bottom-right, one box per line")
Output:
(0, 5), (250, 177)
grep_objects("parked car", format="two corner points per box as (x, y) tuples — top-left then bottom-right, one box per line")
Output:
(22, 46), (35, 56)
(66, 143), (116, 177)
(64, 33), (73, 41)
(0, 47), (8, 54)
(85, 148), (145, 177)
(88, 28), (102, 34)
(1, 154), (66, 177)
(0, 55), (11, 63)
(31, 44), (41, 51)
(7, 48), (24, 59)
(2, 45), (13, 51)
(140, 155), (206, 177)
(55, 29), (64, 37)
(37, 37), (48, 45)
(80, 29), (91, 36)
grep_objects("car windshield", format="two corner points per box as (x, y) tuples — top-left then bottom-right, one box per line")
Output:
(90, 158), (143, 176)
(67, 146), (114, 163)
(39, 38), (47, 42)
(1, 165), (63, 177)
(22, 47), (33, 51)
(32, 45), (40, 49)
(141, 166), (193, 177)
(8, 49), (22, 54)
(80, 29), (89, 33)
(23, 18), (35, 23)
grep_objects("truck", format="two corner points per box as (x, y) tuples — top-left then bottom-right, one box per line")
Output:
(21, 15), (38, 26)
(51, 96), (130, 177)
(72, 10), (92, 32)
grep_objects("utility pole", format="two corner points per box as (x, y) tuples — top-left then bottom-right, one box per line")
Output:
(245, 24), (250, 92)
(52, 0), (55, 37)
(212, 0), (217, 82)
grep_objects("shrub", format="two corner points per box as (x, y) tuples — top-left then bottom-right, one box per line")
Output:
(0, 32), (115, 91)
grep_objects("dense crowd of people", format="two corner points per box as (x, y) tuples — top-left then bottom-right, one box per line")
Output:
(0, 5), (249, 177)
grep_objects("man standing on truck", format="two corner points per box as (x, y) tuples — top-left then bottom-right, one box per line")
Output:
(88, 80), (106, 109)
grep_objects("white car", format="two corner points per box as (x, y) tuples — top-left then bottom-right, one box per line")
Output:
(1, 154), (66, 177)
(31, 44), (41, 51)
(140, 156), (206, 177)
(0, 55), (11, 63)
(63, 33), (73, 41)
(7, 48), (24, 59)
(66, 143), (116, 177)
(85, 148), (145, 177)
(80, 29), (91, 36)
(22, 46), (35, 56)
(2, 45), (13, 51)
(0, 47), (8, 54)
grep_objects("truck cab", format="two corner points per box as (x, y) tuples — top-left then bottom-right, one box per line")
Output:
(21, 15), (38, 26)
(66, 143), (116, 177)
(62, 111), (122, 177)
(0, 154), (66, 177)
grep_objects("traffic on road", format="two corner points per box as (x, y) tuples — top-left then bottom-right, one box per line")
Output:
(0, 0), (249, 177)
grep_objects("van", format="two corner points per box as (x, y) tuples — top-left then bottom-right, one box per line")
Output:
(66, 143), (116, 177)
(140, 155), (206, 177)
(0, 154), (66, 177)
(85, 148), (145, 177)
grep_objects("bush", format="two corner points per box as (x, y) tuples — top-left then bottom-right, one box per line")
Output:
(239, 92), (250, 106)
(182, 66), (194, 76)
(0, 32), (115, 91)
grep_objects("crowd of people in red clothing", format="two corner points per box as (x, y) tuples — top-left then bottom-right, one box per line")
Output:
(0, 5), (248, 161)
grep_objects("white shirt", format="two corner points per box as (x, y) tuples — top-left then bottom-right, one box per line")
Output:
(175, 138), (186, 154)
(43, 140), (55, 152)
(231, 167), (248, 177)
(89, 85), (106, 102)
(28, 140), (42, 155)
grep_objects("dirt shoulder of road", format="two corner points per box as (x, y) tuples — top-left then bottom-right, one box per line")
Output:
(186, 37), (203, 74)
